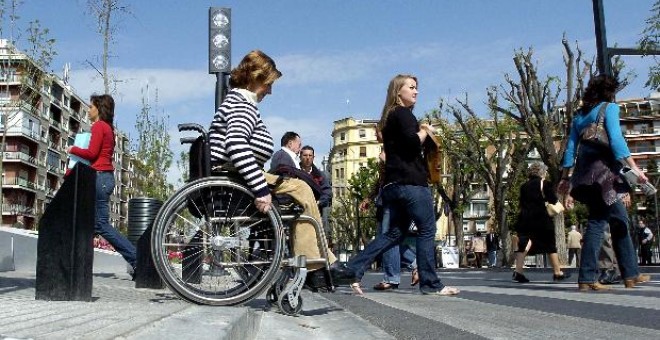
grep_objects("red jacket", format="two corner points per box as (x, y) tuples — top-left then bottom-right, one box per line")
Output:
(70, 120), (115, 172)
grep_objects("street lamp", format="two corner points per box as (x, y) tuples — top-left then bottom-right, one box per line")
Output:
(208, 7), (231, 109)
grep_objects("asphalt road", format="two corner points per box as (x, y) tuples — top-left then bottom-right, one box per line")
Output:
(318, 267), (660, 340)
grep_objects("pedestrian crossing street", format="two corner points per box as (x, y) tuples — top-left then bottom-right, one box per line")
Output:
(323, 271), (660, 340)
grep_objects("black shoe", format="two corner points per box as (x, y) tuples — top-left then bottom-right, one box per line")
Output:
(130, 267), (137, 281)
(597, 269), (608, 283)
(512, 271), (530, 283)
(552, 272), (571, 282)
(373, 282), (399, 291)
(329, 262), (356, 285)
(304, 269), (327, 290)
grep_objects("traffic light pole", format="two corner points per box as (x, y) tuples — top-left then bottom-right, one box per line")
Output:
(215, 72), (228, 110)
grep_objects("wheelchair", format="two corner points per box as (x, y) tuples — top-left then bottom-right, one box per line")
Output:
(150, 123), (335, 316)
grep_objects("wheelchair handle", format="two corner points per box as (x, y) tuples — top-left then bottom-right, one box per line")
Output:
(178, 123), (207, 134)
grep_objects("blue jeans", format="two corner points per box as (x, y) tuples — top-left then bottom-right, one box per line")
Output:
(95, 171), (136, 268)
(378, 208), (418, 284)
(348, 184), (443, 293)
(579, 195), (639, 283)
(378, 207), (401, 284)
(488, 250), (497, 267)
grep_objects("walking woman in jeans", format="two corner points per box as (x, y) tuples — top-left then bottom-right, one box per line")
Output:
(68, 94), (136, 272)
(558, 74), (649, 291)
(346, 74), (459, 296)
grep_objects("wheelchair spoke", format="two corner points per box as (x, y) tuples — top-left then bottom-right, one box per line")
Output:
(151, 177), (284, 306)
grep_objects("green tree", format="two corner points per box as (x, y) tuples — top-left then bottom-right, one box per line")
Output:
(639, 0), (660, 90)
(329, 158), (379, 252)
(131, 85), (173, 200)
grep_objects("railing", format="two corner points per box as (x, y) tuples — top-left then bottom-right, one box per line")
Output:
(1, 203), (34, 216)
(3, 151), (38, 165)
(2, 177), (38, 190)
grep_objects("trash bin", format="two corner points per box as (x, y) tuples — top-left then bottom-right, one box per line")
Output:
(127, 198), (163, 247)
(128, 197), (165, 289)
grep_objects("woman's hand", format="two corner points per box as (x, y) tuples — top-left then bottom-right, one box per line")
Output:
(254, 194), (272, 213)
(420, 123), (436, 134)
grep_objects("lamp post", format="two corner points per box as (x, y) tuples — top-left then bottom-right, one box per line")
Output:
(208, 7), (231, 109)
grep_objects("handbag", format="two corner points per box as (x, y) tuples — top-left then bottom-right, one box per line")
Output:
(579, 102), (609, 149)
(540, 180), (564, 217)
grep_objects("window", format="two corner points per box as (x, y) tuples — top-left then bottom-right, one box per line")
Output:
(476, 221), (487, 232)
(340, 168), (345, 179)
(359, 147), (367, 157)
(335, 169), (339, 178)
(340, 132), (345, 141)
(359, 129), (366, 138)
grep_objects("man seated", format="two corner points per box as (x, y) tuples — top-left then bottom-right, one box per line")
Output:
(269, 131), (301, 172)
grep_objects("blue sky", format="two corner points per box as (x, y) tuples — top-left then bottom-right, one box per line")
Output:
(10, 0), (658, 184)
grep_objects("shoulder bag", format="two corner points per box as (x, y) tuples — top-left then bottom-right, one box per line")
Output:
(540, 180), (564, 217)
(579, 102), (610, 148)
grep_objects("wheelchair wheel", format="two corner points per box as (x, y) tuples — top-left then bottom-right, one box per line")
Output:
(151, 177), (284, 306)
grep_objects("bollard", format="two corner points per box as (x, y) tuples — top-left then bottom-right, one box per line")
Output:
(128, 198), (165, 289)
(35, 163), (96, 301)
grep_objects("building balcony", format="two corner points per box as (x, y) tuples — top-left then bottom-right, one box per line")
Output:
(5, 127), (40, 143)
(2, 177), (38, 192)
(1, 203), (35, 217)
(3, 151), (39, 167)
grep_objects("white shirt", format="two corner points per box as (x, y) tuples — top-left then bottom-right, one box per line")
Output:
(283, 147), (301, 169)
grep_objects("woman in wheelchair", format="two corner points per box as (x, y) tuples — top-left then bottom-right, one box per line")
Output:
(207, 50), (354, 286)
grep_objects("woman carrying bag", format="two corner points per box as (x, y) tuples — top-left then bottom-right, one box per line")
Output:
(558, 74), (650, 291)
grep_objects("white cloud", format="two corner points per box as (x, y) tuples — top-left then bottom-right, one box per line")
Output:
(69, 67), (215, 106)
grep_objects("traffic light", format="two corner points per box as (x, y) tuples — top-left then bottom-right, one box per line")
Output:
(208, 7), (231, 74)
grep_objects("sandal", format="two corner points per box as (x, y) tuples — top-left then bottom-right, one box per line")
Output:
(350, 282), (364, 295)
(437, 286), (460, 296)
(411, 269), (419, 286)
(423, 286), (460, 296)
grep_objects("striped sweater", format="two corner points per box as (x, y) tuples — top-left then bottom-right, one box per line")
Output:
(209, 89), (274, 197)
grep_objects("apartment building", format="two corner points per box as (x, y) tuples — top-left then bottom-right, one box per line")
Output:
(618, 95), (660, 211)
(328, 117), (380, 203)
(0, 39), (135, 231)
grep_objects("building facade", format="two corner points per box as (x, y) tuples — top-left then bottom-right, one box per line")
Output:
(0, 39), (136, 231)
(328, 117), (381, 203)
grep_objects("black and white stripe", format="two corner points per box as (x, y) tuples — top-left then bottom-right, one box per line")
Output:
(209, 90), (273, 196)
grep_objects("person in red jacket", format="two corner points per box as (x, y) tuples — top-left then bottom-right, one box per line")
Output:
(68, 94), (136, 275)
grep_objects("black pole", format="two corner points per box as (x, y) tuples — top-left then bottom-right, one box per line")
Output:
(355, 198), (361, 253)
(592, 0), (613, 76)
(215, 73), (228, 110)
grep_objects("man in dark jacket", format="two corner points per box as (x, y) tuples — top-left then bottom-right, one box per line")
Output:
(269, 131), (301, 172)
(485, 227), (500, 268)
(300, 145), (333, 246)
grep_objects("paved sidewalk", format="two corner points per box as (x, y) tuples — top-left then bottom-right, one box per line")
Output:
(0, 270), (259, 340)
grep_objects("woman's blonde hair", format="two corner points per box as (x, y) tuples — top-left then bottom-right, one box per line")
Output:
(229, 50), (282, 89)
(378, 74), (417, 131)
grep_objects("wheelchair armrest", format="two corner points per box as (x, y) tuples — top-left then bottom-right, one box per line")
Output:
(180, 137), (198, 145)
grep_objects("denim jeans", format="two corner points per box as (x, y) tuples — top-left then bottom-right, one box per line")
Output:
(348, 184), (443, 293)
(378, 207), (401, 284)
(579, 194), (639, 283)
(488, 250), (497, 267)
(95, 171), (136, 268)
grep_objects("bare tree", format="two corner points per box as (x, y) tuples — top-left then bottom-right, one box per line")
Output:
(86, 0), (130, 94)
(487, 39), (593, 263)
